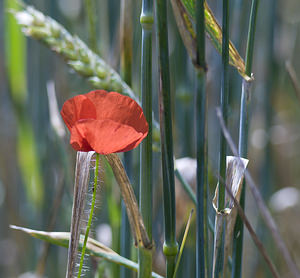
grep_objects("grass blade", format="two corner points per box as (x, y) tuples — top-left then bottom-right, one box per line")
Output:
(10, 226), (163, 278)
(173, 210), (194, 278)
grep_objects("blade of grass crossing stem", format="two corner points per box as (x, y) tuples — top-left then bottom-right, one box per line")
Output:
(213, 0), (230, 276)
(120, 0), (133, 277)
(174, 168), (214, 234)
(155, 0), (178, 276)
(77, 153), (100, 277)
(195, 0), (207, 277)
(173, 210), (194, 278)
(139, 0), (153, 277)
(10, 226), (164, 278)
(232, 1), (259, 277)
(174, 168), (197, 205)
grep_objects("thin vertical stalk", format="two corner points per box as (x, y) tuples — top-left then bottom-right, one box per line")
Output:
(155, 0), (178, 276)
(139, 0), (153, 277)
(195, 0), (207, 277)
(232, 1), (259, 277)
(84, 0), (97, 52)
(214, 0), (230, 276)
(219, 0), (230, 215)
(77, 153), (100, 277)
(120, 1), (133, 277)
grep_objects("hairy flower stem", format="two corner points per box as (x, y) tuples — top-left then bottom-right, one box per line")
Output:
(155, 0), (178, 276)
(77, 153), (100, 277)
(139, 0), (153, 277)
(232, 1), (259, 277)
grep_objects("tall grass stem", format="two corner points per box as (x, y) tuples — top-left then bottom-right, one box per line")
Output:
(195, 0), (207, 277)
(139, 0), (154, 276)
(120, 1), (133, 277)
(214, 0), (230, 276)
(155, 0), (178, 275)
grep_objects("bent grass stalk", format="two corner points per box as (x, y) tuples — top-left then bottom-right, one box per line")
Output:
(232, 1), (259, 277)
(216, 108), (300, 278)
(77, 153), (100, 277)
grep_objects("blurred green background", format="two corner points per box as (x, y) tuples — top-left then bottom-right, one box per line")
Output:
(0, 0), (300, 277)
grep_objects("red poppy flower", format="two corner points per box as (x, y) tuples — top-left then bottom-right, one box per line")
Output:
(61, 90), (148, 154)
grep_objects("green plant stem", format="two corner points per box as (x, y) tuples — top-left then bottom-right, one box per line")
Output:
(196, 70), (207, 278)
(84, 0), (97, 52)
(232, 1), (259, 277)
(155, 0), (178, 276)
(219, 0), (229, 217)
(77, 153), (100, 277)
(195, 0), (207, 277)
(140, 0), (153, 242)
(120, 0), (133, 277)
(214, 0), (229, 276)
(139, 0), (153, 276)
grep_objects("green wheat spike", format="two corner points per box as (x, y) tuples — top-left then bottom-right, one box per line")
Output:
(12, 4), (135, 100)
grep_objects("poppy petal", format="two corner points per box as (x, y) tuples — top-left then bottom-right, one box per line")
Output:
(85, 90), (148, 134)
(73, 119), (146, 154)
(61, 95), (97, 131)
(70, 122), (93, 152)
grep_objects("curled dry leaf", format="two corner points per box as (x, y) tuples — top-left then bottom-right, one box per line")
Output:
(170, 0), (251, 80)
(212, 156), (249, 277)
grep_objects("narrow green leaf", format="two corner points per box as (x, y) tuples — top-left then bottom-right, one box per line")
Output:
(10, 226), (163, 278)
(173, 210), (194, 278)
